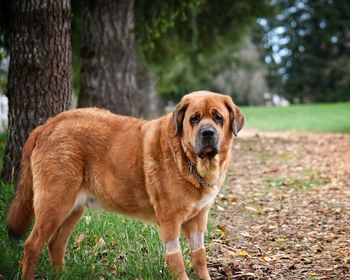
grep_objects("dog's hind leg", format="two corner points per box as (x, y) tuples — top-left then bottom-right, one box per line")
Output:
(22, 190), (79, 280)
(48, 207), (84, 270)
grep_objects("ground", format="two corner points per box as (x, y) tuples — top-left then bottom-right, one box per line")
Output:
(208, 131), (350, 279)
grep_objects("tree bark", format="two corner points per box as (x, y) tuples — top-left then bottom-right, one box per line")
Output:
(78, 0), (141, 116)
(1, 0), (72, 182)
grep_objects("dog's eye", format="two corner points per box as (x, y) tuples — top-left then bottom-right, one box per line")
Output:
(190, 115), (200, 125)
(215, 114), (223, 124)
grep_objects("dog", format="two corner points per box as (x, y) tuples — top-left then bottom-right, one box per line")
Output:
(7, 90), (244, 280)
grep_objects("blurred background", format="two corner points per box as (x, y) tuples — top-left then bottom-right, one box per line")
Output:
(0, 0), (349, 133)
(0, 2), (349, 278)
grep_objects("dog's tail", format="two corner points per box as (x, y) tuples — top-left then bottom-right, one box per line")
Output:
(7, 125), (45, 239)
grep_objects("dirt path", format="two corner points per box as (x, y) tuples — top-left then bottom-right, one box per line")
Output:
(208, 131), (350, 279)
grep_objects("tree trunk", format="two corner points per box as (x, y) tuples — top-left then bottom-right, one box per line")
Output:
(78, 0), (141, 116)
(1, 0), (72, 182)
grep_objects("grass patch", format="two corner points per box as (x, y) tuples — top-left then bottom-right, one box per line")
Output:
(241, 102), (350, 133)
(265, 175), (330, 191)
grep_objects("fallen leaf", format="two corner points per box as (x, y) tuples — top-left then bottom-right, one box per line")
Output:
(240, 231), (251, 238)
(276, 238), (285, 243)
(219, 224), (229, 236)
(321, 267), (334, 271)
(245, 206), (259, 213)
(238, 251), (248, 257)
(95, 237), (106, 248)
(227, 195), (237, 204)
(76, 233), (85, 244)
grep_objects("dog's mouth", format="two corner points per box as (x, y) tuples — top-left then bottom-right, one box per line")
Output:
(198, 145), (219, 158)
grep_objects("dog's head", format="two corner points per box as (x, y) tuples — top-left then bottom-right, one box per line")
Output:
(173, 91), (245, 160)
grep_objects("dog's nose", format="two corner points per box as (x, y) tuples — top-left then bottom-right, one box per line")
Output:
(201, 127), (215, 138)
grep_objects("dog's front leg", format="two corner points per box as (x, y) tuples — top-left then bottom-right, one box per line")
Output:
(182, 207), (211, 280)
(158, 220), (189, 280)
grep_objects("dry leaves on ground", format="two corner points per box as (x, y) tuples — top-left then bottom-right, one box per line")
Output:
(209, 131), (350, 280)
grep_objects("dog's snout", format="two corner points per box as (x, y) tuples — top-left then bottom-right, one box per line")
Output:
(195, 125), (219, 158)
(201, 128), (215, 138)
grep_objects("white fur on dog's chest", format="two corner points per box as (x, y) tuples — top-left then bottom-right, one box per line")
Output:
(195, 190), (218, 210)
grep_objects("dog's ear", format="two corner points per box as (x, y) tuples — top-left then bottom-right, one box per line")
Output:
(172, 98), (190, 136)
(224, 96), (245, 137)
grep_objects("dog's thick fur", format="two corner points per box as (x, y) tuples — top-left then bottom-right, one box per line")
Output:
(7, 91), (244, 280)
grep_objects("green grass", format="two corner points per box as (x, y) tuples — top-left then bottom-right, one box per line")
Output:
(264, 169), (330, 191)
(265, 176), (330, 191)
(241, 102), (350, 133)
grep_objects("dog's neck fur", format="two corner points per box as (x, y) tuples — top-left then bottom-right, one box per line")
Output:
(196, 157), (220, 184)
(180, 138), (221, 187)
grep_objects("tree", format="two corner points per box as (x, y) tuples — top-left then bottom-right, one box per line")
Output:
(1, 0), (72, 182)
(263, 0), (350, 102)
(78, 0), (140, 116)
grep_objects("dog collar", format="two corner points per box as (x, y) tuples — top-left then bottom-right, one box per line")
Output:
(187, 160), (221, 188)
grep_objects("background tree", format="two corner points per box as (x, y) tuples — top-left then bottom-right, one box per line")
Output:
(1, 0), (72, 182)
(263, 0), (350, 102)
(78, 0), (141, 116)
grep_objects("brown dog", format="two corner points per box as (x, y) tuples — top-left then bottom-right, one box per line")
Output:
(7, 91), (244, 280)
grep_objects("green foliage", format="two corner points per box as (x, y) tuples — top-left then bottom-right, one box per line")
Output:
(242, 102), (350, 133)
(263, 0), (350, 102)
(136, 0), (273, 102)
(135, 0), (206, 51)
